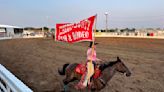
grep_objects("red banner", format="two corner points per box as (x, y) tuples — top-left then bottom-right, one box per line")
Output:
(55, 15), (96, 43)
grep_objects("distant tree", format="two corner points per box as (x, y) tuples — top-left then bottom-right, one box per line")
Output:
(115, 28), (118, 32)
(24, 27), (34, 30)
(156, 28), (161, 30)
(107, 29), (110, 32)
(119, 28), (136, 32)
(109, 29), (116, 32)
(131, 28), (136, 32)
(101, 29), (105, 32)
(51, 28), (55, 32)
(120, 29), (125, 32)
(125, 28), (129, 31)
(96, 29), (100, 32)
(128, 28), (135, 32)
(43, 27), (49, 32)
(146, 28), (154, 30)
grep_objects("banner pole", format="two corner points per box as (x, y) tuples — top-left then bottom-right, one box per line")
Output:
(87, 15), (97, 83)
(91, 14), (97, 61)
(93, 14), (97, 44)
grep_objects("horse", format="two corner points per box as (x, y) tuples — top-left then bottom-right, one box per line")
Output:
(58, 57), (131, 91)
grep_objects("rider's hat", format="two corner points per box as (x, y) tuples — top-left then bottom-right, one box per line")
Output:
(89, 41), (98, 48)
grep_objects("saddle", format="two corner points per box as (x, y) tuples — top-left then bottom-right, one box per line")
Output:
(75, 63), (101, 79)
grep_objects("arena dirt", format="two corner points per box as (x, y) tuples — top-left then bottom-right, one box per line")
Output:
(0, 38), (164, 92)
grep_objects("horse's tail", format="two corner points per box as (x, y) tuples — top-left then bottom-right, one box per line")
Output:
(58, 63), (69, 75)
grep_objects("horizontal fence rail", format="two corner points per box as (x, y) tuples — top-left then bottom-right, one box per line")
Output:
(95, 32), (164, 39)
(0, 64), (33, 92)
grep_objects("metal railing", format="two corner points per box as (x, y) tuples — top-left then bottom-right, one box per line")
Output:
(0, 64), (33, 92)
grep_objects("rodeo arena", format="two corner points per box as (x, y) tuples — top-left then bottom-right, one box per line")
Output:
(0, 15), (164, 92)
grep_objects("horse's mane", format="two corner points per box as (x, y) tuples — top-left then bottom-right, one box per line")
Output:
(99, 60), (119, 71)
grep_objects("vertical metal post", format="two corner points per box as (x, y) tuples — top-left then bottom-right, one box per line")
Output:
(105, 12), (108, 32)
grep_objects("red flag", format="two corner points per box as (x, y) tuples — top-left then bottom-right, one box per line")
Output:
(55, 15), (96, 43)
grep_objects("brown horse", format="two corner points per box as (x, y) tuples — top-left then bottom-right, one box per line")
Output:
(58, 57), (131, 92)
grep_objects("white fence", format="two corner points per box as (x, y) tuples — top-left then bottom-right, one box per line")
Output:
(0, 64), (33, 92)
(95, 32), (164, 39)
(0, 33), (44, 40)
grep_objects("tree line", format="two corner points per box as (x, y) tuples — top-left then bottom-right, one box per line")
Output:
(96, 28), (136, 32)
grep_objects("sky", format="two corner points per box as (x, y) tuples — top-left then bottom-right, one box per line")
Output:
(0, 0), (164, 29)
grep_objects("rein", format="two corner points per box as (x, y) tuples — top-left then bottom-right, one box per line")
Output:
(98, 78), (106, 87)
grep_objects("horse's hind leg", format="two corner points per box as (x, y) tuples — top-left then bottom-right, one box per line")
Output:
(63, 73), (75, 85)
(63, 77), (76, 85)
(62, 76), (76, 92)
(63, 79), (69, 85)
(62, 77), (71, 92)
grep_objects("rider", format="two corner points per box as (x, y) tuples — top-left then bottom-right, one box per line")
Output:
(87, 41), (102, 66)
(76, 41), (102, 89)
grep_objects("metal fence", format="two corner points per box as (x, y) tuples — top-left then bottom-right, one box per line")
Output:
(0, 64), (33, 92)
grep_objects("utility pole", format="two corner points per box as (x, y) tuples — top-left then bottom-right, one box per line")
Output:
(105, 12), (108, 32)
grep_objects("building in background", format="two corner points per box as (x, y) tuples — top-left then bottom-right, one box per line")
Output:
(0, 25), (46, 40)
(0, 24), (23, 39)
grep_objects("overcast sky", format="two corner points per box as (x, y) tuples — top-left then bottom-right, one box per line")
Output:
(0, 0), (164, 29)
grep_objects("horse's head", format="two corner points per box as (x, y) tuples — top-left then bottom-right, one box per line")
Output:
(115, 57), (131, 77)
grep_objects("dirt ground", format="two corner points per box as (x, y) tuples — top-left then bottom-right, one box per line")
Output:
(0, 37), (164, 92)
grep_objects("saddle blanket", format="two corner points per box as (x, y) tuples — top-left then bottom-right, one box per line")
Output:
(75, 64), (101, 79)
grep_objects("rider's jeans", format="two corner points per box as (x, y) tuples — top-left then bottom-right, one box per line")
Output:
(83, 61), (94, 86)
